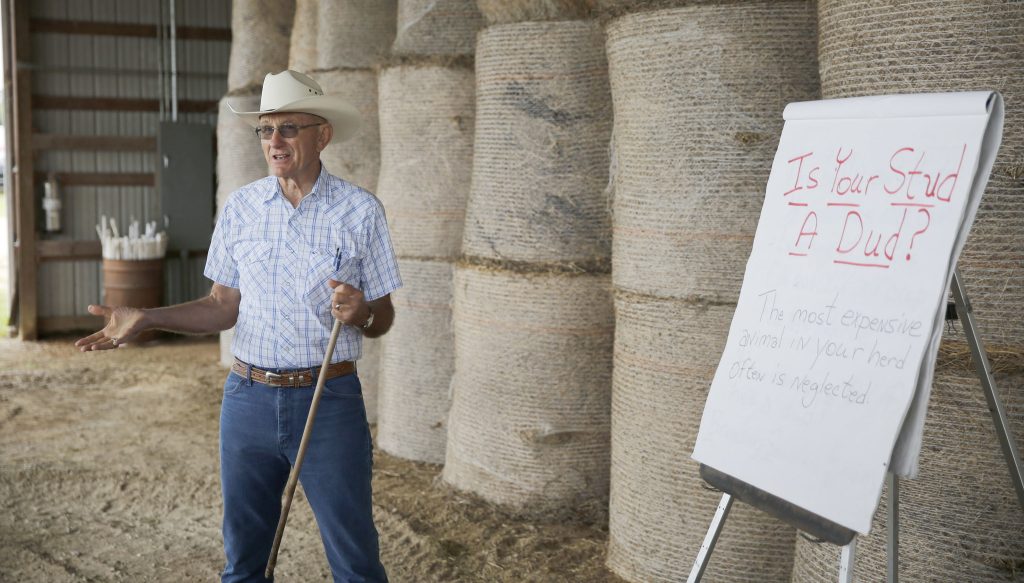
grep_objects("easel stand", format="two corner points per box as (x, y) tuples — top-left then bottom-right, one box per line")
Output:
(687, 269), (1024, 583)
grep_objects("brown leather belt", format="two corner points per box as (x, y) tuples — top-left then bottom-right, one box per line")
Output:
(232, 358), (355, 388)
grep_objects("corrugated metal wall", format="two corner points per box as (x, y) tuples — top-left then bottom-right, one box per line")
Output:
(29, 0), (230, 326)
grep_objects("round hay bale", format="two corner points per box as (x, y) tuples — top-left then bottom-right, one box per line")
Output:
(317, 0), (397, 69)
(315, 69), (381, 192)
(443, 265), (614, 514)
(228, 0), (295, 92)
(377, 259), (455, 464)
(596, 0), (691, 17)
(607, 291), (796, 583)
(216, 93), (268, 211)
(819, 0), (1023, 158)
(476, 0), (596, 24)
(818, 0), (1024, 345)
(951, 169), (1024, 347)
(360, 336), (382, 425)
(605, 3), (819, 303)
(288, 0), (318, 73)
(792, 355), (1024, 582)
(393, 0), (484, 57)
(377, 65), (475, 259)
(462, 20), (613, 266)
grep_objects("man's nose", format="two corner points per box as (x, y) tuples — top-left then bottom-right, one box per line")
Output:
(268, 129), (286, 146)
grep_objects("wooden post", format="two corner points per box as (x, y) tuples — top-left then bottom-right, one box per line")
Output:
(0, 0), (16, 332)
(9, 0), (36, 339)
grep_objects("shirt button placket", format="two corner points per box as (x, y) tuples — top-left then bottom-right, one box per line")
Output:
(278, 210), (303, 368)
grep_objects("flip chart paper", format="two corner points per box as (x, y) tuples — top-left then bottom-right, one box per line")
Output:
(691, 92), (1003, 534)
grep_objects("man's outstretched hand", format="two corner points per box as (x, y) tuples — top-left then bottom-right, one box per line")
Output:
(74, 304), (147, 352)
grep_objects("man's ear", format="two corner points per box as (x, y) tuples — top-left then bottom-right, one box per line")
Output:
(318, 124), (334, 151)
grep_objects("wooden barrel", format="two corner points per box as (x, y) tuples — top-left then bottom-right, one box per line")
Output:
(102, 259), (164, 343)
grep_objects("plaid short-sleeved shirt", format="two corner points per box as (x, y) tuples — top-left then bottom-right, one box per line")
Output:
(205, 164), (402, 368)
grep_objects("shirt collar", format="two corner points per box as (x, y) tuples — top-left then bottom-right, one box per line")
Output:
(263, 163), (329, 204)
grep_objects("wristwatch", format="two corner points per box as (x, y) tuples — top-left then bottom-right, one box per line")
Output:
(361, 306), (374, 331)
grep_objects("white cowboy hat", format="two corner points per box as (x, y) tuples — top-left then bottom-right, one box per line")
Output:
(228, 70), (361, 143)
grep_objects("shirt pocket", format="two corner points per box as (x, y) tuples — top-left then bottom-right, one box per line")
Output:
(235, 240), (274, 297)
(303, 231), (361, 308)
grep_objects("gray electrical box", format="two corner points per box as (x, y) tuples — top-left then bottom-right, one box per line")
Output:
(158, 121), (214, 251)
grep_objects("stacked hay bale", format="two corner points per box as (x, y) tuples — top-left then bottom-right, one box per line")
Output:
(218, 0), (294, 366)
(392, 0), (484, 57)
(314, 68), (382, 193)
(476, 0), (596, 24)
(375, 0), (482, 463)
(441, 2), (615, 516)
(602, 3), (820, 581)
(313, 0), (396, 193)
(310, 1), (397, 422)
(288, 0), (318, 73)
(227, 0), (295, 92)
(792, 2), (1024, 581)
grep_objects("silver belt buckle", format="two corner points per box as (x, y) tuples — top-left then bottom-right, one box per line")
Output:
(263, 370), (296, 386)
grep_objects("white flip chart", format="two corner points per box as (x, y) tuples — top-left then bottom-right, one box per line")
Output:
(691, 92), (1004, 534)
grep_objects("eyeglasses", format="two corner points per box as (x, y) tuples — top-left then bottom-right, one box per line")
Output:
(255, 122), (323, 140)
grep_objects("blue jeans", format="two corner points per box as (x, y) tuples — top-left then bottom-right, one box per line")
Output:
(219, 371), (388, 583)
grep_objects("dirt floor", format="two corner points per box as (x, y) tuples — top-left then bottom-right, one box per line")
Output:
(0, 335), (627, 582)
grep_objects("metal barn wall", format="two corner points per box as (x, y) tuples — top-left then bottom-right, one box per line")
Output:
(28, 0), (230, 332)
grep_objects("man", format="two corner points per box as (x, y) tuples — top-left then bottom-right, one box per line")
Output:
(76, 70), (399, 582)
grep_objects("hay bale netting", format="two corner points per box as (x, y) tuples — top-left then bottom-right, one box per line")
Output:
(360, 336), (382, 424)
(317, 0), (398, 69)
(596, 0), (694, 16)
(393, 0), (484, 57)
(606, 2), (819, 303)
(377, 65), (475, 259)
(315, 69), (381, 192)
(288, 0), (318, 73)
(476, 0), (595, 24)
(443, 266), (614, 513)
(792, 356), (1024, 582)
(461, 20), (613, 266)
(818, 0), (1024, 346)
(377, 259), (455, 463)
(216, 93), (269, 211)
(607, 291), (797, 582)
(228, 0), (295, 92)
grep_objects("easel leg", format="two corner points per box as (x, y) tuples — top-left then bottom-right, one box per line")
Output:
(839, 537), (857, 583)
(887, 473), (899, 583)
(951, 269), (1024, 508)
(686, 493), (733, 583)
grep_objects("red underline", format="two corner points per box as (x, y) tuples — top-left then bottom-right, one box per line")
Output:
(890, 202), (935, 208)
(788, 202), (808, 207)
(827, 202), (860, 207)
(834, 260), (890, 269)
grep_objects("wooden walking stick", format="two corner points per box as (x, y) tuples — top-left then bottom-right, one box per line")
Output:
(265, 318), (344, 579)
